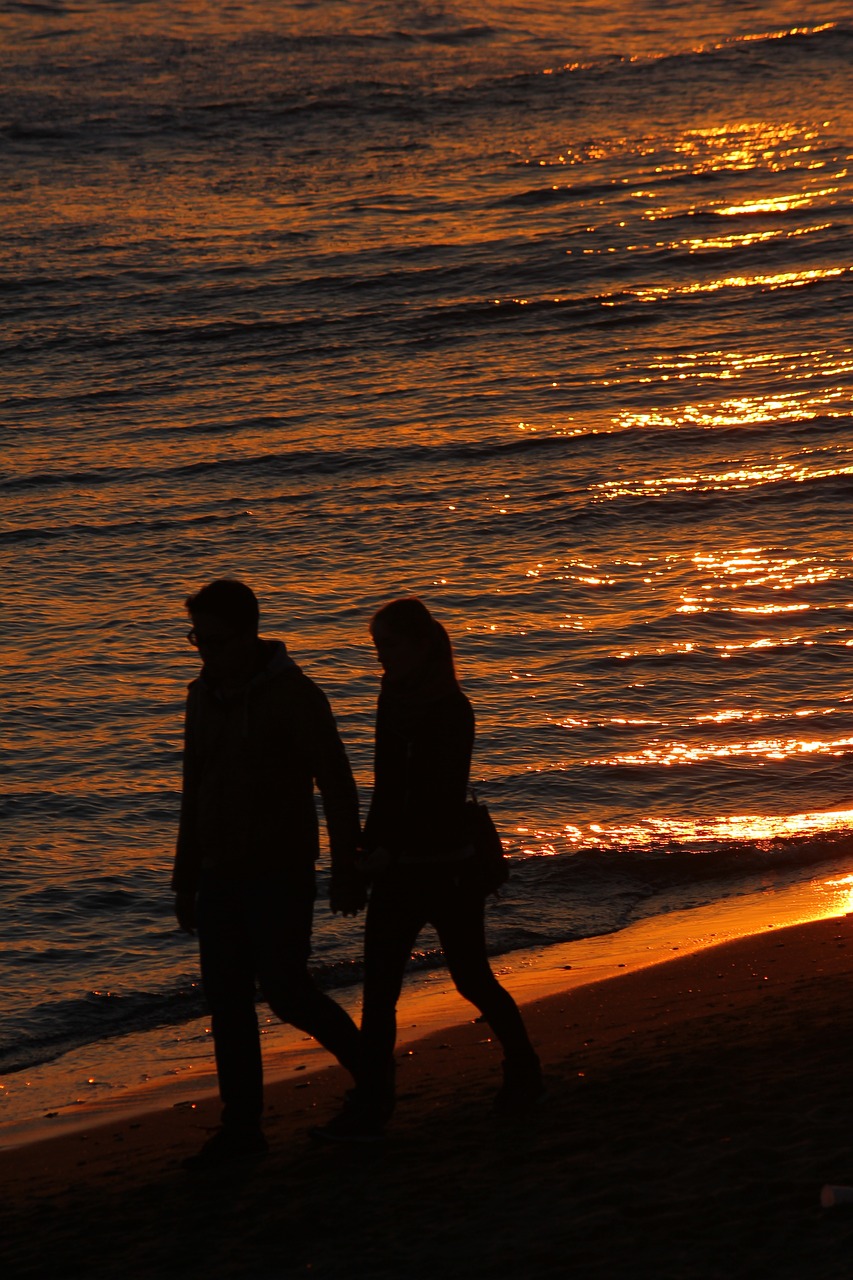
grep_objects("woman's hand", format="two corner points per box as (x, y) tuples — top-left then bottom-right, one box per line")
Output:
(329, 866), (368, 916)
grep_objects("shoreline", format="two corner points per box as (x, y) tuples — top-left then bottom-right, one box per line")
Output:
(3, 864), (851, 1151)
(4, 909), (853, 1277)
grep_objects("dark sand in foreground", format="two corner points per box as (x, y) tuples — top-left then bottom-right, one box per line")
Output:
(4, 915), (853, 1279)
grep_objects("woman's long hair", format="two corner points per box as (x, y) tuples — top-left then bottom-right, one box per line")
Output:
(370, 597), (459, 687)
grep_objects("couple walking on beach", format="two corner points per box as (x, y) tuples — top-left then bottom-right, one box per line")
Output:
(173, 579), (543, 1170)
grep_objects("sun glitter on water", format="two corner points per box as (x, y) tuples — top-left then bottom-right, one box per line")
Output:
(517, 809), (853, 855)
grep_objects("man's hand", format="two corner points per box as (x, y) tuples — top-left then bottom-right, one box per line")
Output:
(356, 846), (392, 876)
(329, 867), (368, 917)
(174, 891), (197, 934)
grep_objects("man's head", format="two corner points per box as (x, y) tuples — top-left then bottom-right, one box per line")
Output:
(185, 578), (260, 683)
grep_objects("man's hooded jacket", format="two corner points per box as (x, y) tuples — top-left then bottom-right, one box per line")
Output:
(173, 640), (360, 894)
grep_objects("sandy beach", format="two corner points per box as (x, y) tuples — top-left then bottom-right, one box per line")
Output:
(4, 913), (853, 1279)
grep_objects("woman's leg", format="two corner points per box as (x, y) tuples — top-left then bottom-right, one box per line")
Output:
(358, 872), (426, 1118)
(432, 882), (540, 1077)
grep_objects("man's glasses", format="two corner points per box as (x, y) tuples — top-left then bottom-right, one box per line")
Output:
(187, 628), (238, 651)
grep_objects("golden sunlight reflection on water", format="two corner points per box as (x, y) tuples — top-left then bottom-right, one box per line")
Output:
(583, 734), (853, 767)
(662, 226), (830, 252)
(822, 874), (853, 916)
(632, 266), (846, 299)
(689, 549), (842, 587)
(516, 809), (853, 854)
(596, 456), (853, 500)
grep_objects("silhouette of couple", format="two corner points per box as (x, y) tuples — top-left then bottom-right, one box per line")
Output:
(174, 579), (542, 1169)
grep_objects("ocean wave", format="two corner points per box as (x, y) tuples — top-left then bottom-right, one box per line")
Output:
(525, 21), (853, 91)
(575, 470), (853, 533)
(0, 986), (204, 1076)
(3, 425), (848, 550)
(3, 15), (849, 162)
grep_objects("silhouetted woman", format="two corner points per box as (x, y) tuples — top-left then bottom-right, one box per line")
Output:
(321, 597), (542, 1140)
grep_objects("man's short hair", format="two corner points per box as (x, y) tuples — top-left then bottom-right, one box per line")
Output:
(185, 579), (260, 636)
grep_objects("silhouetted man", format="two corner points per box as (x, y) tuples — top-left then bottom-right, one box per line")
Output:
(173, 578), (365, 1169)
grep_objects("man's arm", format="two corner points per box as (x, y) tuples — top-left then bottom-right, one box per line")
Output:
(172, 692), (201, 931)
(303, 681), (365, 915)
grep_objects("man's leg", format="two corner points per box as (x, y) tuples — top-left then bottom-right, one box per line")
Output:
(252, 874), (361, 1079)
(181, 879), (271, 1168)
(196, 879), (265, 1131)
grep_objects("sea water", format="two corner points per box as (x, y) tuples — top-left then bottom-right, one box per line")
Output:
(2, 0), (852, 1132)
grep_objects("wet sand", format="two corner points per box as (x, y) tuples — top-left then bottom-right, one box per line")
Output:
(4, 914), (853, 1278)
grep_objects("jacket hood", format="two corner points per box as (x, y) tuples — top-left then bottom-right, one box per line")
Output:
(263, 638), (299, 679)
(193, 637), (299, 698)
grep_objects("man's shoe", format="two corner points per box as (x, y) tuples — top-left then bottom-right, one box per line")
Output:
(494, 1057), (546, 1115)
(181, 1125), (268, 1171)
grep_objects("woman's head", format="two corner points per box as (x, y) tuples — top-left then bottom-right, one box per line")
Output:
(370, 597), (457, 685)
